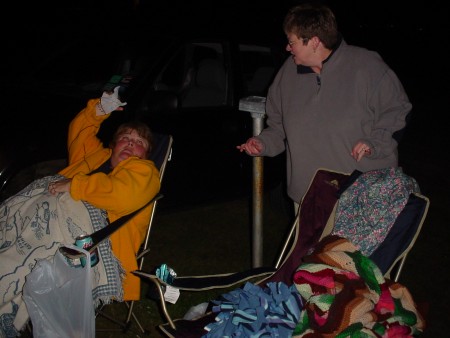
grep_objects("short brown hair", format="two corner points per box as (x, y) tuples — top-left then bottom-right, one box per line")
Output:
(283, 3), (339, 49)
(110, 121), (153, 158)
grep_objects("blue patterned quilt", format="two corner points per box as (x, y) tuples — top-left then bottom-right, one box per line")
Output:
(0, 175), (123, 337)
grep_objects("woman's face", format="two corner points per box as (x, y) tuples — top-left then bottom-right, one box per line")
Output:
(286, 33), (313, 66)
(110, 129), (149, 167)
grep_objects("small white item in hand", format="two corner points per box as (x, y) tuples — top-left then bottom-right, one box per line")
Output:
(95, 86), (127, 116)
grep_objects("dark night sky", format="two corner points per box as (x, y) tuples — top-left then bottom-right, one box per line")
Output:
(9, 1), (444, 55)
(2, 0), (448, 186)
(4, 0), (447, 104)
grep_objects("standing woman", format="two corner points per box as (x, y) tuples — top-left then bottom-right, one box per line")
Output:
(238, 3), (411, 209)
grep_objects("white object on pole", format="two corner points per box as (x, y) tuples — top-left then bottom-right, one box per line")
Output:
(239, 96), (266, 118)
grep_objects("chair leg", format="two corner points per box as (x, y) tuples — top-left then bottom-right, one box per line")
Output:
(126, 300), (147, 333)
(149, 278), (176, 330)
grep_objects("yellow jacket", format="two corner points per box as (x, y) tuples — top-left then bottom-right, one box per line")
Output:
(59, 98), (161, 300)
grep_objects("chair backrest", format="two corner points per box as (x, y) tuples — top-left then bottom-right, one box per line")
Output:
(138, 133), (173, 264)
(263, 167), (429, 286)
(371, 192), (429, 281)
(262, 169), (349, 287)
(148, 133), (173, 180)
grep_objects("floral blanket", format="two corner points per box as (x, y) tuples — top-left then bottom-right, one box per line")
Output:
(332, 167), (420, 256)
(0, 175), (123, 337)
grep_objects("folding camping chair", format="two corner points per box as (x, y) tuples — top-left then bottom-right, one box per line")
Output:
(133, 167), (429, 337)
(95, 133), (173, 334)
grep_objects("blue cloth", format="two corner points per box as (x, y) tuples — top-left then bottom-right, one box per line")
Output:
(203, 282), (302, 337)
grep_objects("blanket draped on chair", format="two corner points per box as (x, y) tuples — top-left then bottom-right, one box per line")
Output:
(293, 235), (425, 337)
(0, 175), (123, 336)
(332, 167), (420, 256)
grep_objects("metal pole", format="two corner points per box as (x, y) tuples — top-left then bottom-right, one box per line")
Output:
(239, 96), (266, 268)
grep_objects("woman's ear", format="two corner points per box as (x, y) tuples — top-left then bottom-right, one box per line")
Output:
(311, 36), (321, 50)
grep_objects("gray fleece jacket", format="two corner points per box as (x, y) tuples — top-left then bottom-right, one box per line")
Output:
(256, 39), (412, 203)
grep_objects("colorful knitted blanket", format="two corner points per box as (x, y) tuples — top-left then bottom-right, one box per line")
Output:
(292, 235), (425, 337)
(0, 175), (123, 337)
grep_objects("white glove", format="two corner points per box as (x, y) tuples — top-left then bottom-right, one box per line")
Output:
(95, 86), (127, 116)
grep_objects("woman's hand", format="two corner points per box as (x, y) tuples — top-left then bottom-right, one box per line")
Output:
(96, 86), (127, 116)
(49, 179), (72, 195)
(237, 137), (263, 156)
(351, 142), (372, 162)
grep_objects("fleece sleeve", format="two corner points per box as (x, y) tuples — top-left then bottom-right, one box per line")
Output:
(255, 62), (288, 157)
(65, 98), (110, 165)
(361, 67), (412, 159)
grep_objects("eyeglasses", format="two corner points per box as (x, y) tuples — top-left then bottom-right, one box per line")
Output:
(287, 37), (310, 47)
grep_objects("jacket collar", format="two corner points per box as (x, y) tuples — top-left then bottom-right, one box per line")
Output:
(297, 34), (343, 74)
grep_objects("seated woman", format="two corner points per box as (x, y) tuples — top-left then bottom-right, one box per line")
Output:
(0, 87), (160, 337)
